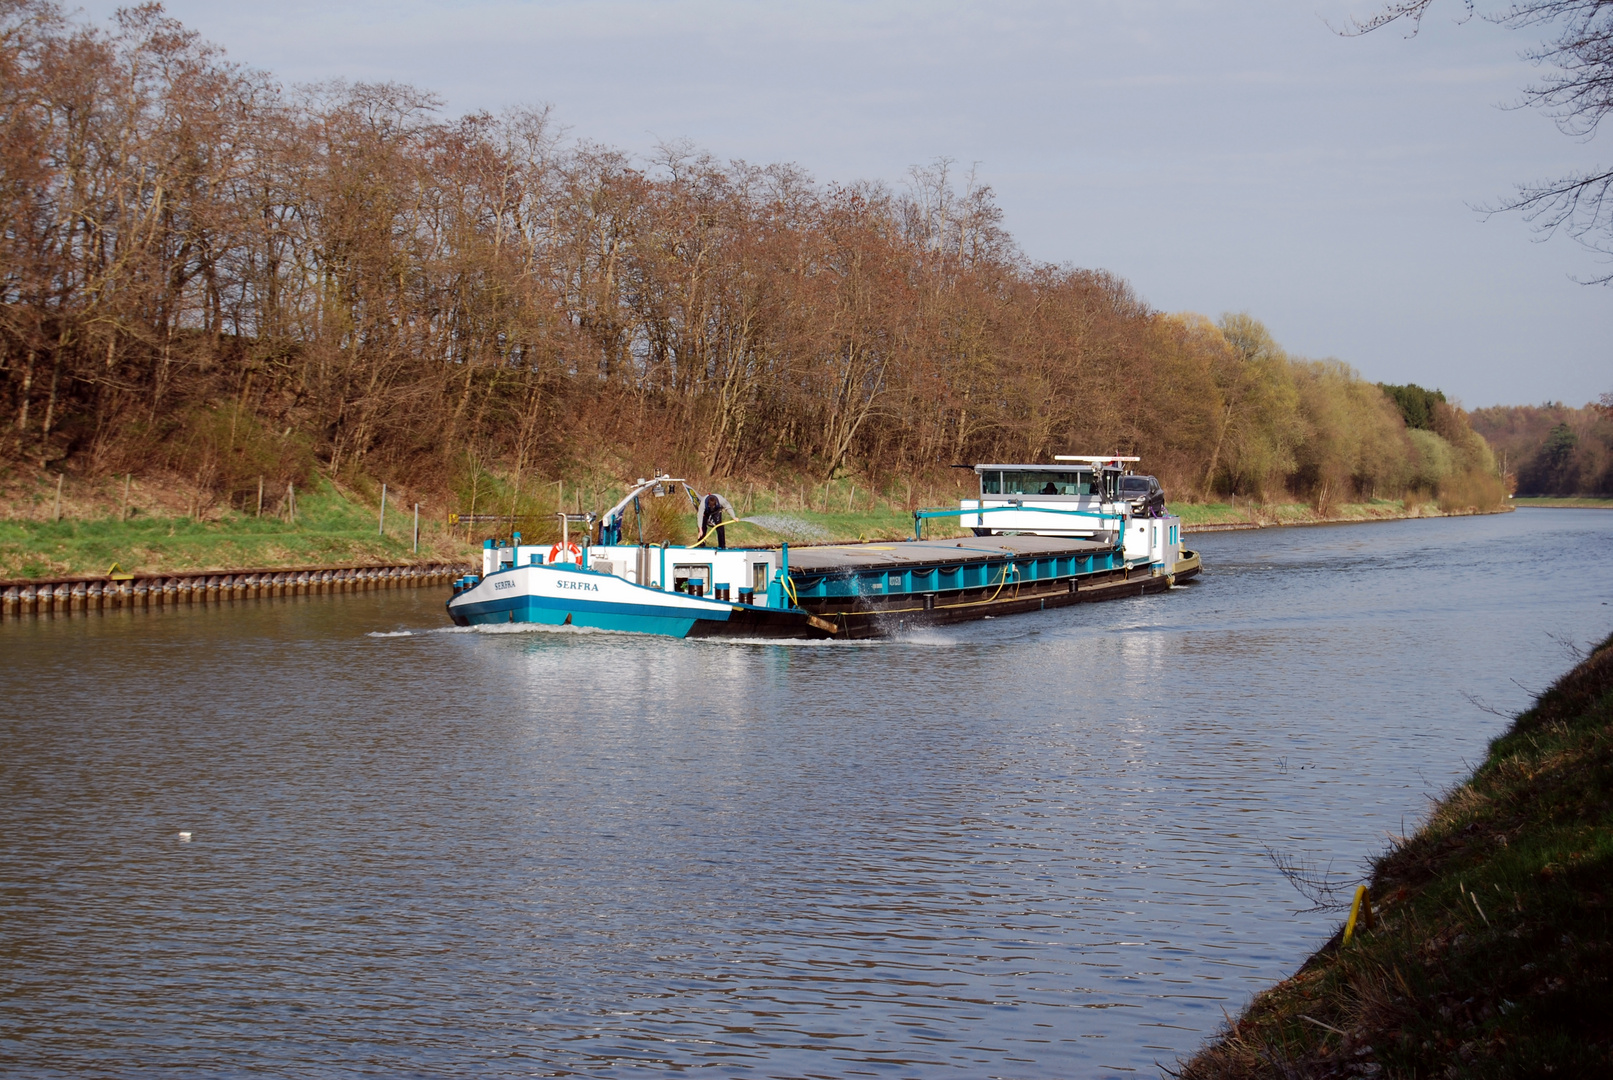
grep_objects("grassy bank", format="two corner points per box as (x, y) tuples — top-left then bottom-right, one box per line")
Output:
(1179, 634), (1613, 1078)
(0, 476), (470, 579)
(0, 463), (1506, 578)
(1172, 498), (1503, 530)
(0, 469), (970, 578)
(1511, 497), (1613, 509)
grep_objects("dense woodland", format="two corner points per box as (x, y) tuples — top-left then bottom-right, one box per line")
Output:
(1471, 397), (1613, 497)
(1, 2), (1506, 519)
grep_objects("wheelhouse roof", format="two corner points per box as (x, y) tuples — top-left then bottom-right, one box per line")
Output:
(971, 461), (1137, 473)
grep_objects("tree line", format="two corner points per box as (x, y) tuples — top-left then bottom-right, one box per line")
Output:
(1, 1), (1504, 518)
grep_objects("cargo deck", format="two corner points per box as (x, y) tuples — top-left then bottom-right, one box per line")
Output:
(779, 534), (1197, 639)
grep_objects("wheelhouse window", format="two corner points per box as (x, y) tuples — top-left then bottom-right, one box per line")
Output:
(982, 470), (1094, 496)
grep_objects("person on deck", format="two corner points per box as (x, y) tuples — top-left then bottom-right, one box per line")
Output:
(699, 493), (734, 548)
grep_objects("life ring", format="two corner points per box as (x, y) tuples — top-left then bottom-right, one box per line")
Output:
(548, 541), (582, 565)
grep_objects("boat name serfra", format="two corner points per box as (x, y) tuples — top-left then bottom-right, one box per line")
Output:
(556, 580), (599, 592)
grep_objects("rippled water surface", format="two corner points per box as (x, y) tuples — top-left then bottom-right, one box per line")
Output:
(3, 510), (1612, 1077)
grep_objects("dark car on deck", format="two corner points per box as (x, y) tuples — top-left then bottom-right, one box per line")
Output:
(1119, 474), (1165, 517)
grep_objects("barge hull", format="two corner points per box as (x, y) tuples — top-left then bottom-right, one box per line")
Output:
(803, 556), (1198, 639)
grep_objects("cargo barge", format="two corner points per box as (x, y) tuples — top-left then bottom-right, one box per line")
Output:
(447, 459), (1199, 639)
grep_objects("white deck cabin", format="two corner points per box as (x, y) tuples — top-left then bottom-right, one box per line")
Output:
(483, 541), (783, 606)
(961, 458), (1183, 573)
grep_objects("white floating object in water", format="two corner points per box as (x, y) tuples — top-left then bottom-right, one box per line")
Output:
(177, 831), (192, 842)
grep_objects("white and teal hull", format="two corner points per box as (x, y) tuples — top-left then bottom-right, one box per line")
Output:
(447, 561), (829, 639)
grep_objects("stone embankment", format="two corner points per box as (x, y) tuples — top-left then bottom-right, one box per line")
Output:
(1, 562), (473, 619)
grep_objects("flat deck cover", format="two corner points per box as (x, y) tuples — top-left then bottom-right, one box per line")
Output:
(785, 534), (1113, 574)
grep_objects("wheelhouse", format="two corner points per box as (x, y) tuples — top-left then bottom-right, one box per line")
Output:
(960, 457), (1142, 539)
(976, 464), (1126, 500)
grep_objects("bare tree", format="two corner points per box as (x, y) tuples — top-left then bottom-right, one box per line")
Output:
(1351, 1), (1613, 282)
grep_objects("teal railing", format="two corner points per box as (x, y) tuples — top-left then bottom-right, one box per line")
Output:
(911, 503), (1125, 541)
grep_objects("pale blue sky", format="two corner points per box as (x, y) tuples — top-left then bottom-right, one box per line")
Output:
(79, 0), (1612, 407)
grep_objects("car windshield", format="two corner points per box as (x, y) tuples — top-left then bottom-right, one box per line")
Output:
(1120, 477), (1150, 492)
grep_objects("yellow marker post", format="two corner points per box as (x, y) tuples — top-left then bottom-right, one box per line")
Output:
(106, 562), (134, 581)
(1342, 885), (1374, 945)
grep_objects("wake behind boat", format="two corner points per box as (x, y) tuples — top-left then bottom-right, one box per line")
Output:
(446, 459), (1200, 639)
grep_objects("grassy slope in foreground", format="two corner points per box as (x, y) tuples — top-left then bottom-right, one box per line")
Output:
(1179, 635), (1613, 1078)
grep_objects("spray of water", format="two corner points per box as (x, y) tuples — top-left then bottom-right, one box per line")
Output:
(744, 514), (831, 541)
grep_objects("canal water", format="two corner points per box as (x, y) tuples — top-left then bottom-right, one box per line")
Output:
(2, 510), (1610, 1078)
